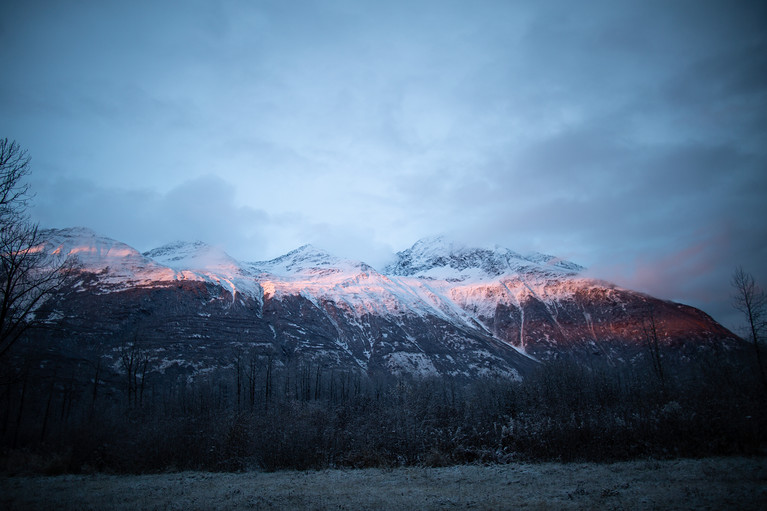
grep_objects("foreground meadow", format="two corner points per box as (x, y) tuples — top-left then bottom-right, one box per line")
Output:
(2, 456), (765, 510)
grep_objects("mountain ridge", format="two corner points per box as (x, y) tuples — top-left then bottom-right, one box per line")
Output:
(42, 227), (587, 283)
(30, 226), (741, 381)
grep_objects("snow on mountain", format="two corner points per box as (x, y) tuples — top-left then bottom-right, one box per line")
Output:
(245, 241), (539, 374)
(39, 227), (177, 288)
(385, 236), (583, 282)
(144, 241), (261, 300)
(40, 228), (261, 300)
(41, 229), (589, 334)
(233, 237), (589, 359)
(144, 241), (240, 272)
(250, 244), (371, 277)
(523, 252), (585, 273)
(375, 237), (590, 343)
(42, 227), (148, 268)
(248, 244), (419, 316)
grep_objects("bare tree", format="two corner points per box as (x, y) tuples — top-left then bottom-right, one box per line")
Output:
(642, 305), (665, 389)
(0, 139), (32, 214)
(0, 138), (74, 362)
(731, 266), (767, 390)
(119, 334), (151, 407)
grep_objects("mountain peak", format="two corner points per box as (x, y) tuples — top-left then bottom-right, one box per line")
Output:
(385, 237), (506, 279)
(385, 237), (582, 280)
(39, 227), (147, 267)
(292, 243), (331, 257)
(42, 226), (100, 238)
(252, 244), (373, 277)
(143, 240), (209, 258)
(144, 240), (240, 272)
(252, 243), (335, 272)
(524, 251), (585, 273)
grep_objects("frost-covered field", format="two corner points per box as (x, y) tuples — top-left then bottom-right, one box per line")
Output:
(2, 457), (765, 510)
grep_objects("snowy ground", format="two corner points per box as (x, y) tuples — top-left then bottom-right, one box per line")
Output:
(2, 457), (765, 510)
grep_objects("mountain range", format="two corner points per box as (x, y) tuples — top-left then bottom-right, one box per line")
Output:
(28, 227), (740, 382)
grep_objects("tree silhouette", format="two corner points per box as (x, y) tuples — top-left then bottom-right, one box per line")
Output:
(0, 138), (74, 362)
(732, 266), (767, 390)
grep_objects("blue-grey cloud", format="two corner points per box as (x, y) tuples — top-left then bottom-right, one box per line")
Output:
(2, 0), (766, 331)
(30, 175), (272, 259)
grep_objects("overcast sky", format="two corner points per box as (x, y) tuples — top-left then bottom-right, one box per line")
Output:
(1, 0), (766, 330)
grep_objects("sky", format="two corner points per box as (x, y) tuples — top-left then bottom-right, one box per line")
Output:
(1, 0), (766, 331)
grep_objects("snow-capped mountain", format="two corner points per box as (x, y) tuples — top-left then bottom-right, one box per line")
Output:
(41, 228), (261, 299)
(40, 227), (176, 287)
(385, 236), (583, 281)
(30, 228), (740, 382)
(145, 240), (240, 271)
(144, 240), (261, 300)
(251, 244), (371, 276)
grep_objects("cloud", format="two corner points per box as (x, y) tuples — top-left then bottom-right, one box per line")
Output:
(4, 0), (767, 332)
(29, 175), (273, 260)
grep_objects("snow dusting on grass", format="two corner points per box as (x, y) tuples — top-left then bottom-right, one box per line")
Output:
(2, 457), (765, 510)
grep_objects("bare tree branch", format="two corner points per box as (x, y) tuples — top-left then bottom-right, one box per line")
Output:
(731, 266), (767, 390)
(0, 138), (32, 215)
(0, 138), (75, 362)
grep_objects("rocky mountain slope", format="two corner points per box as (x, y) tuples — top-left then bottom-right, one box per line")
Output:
(28, 228), (740, 383)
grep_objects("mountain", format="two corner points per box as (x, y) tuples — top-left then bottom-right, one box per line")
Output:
(143, 240), (262, 300)
(27, 228), (740, 385)
(383, 236), (735, 361)
(384, 236), (583, 279)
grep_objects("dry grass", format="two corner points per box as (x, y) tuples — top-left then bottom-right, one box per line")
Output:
(2, 457), (766, 510)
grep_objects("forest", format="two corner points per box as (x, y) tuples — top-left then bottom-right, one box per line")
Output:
(1, 342), (765, 474)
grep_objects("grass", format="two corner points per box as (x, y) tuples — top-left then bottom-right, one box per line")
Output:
(1, 456), (766, 510)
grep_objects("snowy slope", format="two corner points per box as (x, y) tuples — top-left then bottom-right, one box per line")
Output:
(40, 228), (261, 300)
(40, 228), (590, 338)
(250, 244), (371, 277)
(249, 244), (439, 317)
(385, 236), (583, 281)
(378, 237), (589, 345)
(144, 241), (261, 300)
(244, 241), (542, 376)
(145, 240), (241, 271)
(40, 227), (177, 289)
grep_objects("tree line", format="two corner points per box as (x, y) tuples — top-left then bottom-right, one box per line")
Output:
(1, 342), (765, 474)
